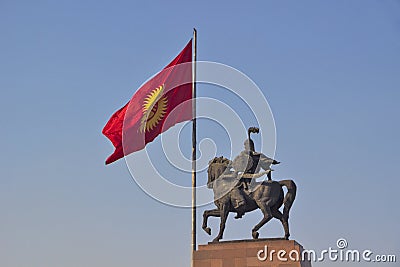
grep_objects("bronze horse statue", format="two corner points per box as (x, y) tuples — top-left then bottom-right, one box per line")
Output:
(202, 156), (297, 242)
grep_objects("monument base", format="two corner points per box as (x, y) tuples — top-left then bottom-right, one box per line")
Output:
(193, 238), (311, 267)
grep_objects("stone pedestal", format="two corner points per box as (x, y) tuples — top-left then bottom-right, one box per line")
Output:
(193, 239), (311, 267)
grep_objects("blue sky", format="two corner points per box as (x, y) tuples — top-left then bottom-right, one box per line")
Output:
(1, 1), (399, 266)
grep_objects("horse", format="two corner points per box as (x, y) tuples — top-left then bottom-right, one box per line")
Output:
(202, 156), (297, 242)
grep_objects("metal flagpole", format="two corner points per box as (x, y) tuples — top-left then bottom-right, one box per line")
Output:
(191, 28), (197, 266)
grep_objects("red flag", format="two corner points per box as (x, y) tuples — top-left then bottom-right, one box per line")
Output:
(103, 40), (193, 164)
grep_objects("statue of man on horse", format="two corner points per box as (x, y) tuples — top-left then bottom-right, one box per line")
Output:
(203, 127), (297, 242)
(231, 127), (281, 219)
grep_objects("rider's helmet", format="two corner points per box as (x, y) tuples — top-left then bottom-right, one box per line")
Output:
(244, 126), (258, 152)
(244, 138), (255, 152)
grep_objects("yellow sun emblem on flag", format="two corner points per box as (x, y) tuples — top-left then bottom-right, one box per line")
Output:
(139, 84), (168, 133)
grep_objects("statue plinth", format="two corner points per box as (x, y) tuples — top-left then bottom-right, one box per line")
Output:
(193, 239), (311, 267)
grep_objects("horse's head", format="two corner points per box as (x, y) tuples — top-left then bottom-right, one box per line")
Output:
(207, 156), (232, 189)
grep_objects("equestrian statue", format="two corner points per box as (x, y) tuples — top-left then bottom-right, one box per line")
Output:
(202, 127), (297, 242)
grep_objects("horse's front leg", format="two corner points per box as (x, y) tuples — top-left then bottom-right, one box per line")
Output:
(202, 209), (220, 235)
(212, 204), (229, 242)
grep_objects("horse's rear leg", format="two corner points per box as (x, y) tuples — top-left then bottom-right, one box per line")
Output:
(202, 209), (220, 235)
(271, 208), (290, 240)
(212, 205), (229, 242)
(252, 201), (273, 239)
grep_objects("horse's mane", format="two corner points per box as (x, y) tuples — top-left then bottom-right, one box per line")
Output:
(207, 156), (231, 189)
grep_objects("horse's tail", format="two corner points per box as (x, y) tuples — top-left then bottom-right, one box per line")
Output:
(278, 180), (297, 221)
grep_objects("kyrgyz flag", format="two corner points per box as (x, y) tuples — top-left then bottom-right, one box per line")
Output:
(103, 40), (193, 164)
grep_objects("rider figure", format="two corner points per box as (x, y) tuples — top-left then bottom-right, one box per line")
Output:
(232, 127), (280, 219)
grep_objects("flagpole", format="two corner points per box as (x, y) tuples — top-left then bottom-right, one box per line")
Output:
(191, 28), (197, 266)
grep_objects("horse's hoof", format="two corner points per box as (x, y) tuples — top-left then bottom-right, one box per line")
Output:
(252, 231), (259, 239)
(212, 237), (220, 243)
(284, 234), (290, 240)
(204, 227), (211, 235)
